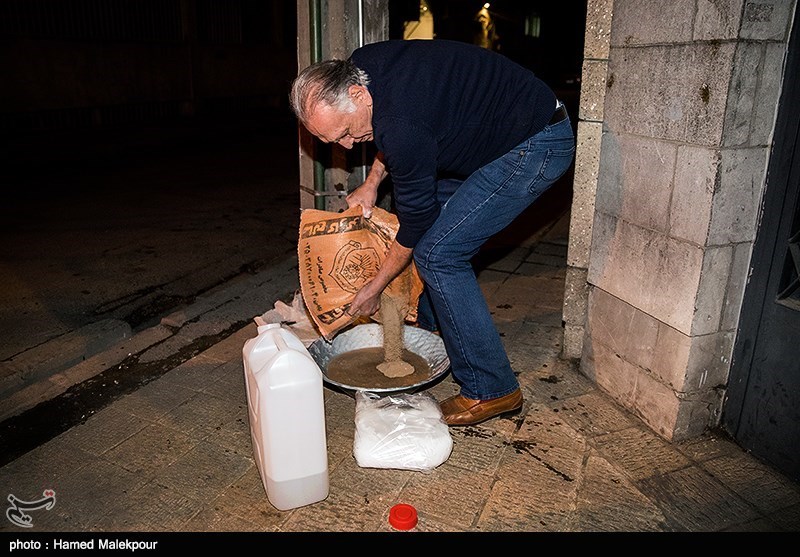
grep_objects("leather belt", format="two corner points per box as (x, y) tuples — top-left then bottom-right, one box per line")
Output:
(549, 104), (568, 125)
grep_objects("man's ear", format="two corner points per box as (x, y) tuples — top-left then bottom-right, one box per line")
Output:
(349, 85), (370, 104)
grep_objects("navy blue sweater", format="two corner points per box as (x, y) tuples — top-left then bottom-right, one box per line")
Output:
(350, 39), (557, 248)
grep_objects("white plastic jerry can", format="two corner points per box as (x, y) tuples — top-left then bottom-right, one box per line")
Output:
(242, 323), (329, 511)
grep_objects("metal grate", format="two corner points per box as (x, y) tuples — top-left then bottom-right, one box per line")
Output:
(776, 195), (800, 311)
(777, 229), (800, 310)
(196, 0), (242, 44)
(0, 0), (182, 42)
(196, 0), (272, 45)
(0, 0), (291, 132)
(0, 101), (184, 132)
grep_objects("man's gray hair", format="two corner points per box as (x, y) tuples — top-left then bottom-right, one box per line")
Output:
(290, 59), (371, 124)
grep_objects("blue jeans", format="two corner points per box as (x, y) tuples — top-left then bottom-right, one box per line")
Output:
(413, 116), (575, 400)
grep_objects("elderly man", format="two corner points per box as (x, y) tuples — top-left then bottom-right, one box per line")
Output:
(290, 39), (575, 426)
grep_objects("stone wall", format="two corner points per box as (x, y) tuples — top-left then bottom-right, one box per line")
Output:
(571, 0), (796, 440)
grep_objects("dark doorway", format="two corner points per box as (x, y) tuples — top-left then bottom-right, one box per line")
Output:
(725, 8), (800, 483)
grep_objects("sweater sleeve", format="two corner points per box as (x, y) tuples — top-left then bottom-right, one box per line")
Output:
(375, 116), (440, 249)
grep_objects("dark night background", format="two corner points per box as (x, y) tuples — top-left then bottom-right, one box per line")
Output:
(1, 0), (585, 146)
(0, 0), (586, 371)
(0, 0), (586, 469)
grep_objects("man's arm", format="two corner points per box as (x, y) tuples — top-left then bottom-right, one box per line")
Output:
(347, 239), (413, 317)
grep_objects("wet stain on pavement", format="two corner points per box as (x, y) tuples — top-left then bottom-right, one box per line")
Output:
(0, 319), (250, 467)
(507, 439), (574, 482)
(460, 427), (494, 439)
(123, 294), (189, 328)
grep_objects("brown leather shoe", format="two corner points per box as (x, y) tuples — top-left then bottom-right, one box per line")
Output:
(439, 388), (523, 426)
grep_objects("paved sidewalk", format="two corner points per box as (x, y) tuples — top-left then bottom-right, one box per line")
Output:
(0, 120), (301, 422)
(1, 212), (799, 535)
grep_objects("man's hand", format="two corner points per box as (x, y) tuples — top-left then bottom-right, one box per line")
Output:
(346, 185), (378, 219)
(346, 153), (387, 219)
(348, 279), (383, 317)
(346, 240), (414, 318)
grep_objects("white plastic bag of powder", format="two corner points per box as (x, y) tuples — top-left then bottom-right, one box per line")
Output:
(353, 390), (453, 472)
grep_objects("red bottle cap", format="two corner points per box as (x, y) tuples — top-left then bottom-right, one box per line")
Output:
(389, 503), (418, 530)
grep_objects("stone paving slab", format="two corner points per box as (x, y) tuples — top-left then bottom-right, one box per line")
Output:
(1, 214), (799, 535)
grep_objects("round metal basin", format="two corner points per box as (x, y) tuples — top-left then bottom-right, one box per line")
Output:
(308, 323), (450, 395)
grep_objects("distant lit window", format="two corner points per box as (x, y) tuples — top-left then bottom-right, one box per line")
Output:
(524, 12), (541, 38)
(404, 0), (434, 40)
(474, 6), (497, 50)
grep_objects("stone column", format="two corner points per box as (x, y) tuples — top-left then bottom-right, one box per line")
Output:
(562, 0), (614, 360)
(580, 0), (795, 441)
(296, 0), (389, 211)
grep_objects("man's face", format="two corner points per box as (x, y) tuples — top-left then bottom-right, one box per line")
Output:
(305, 85), (373, 150)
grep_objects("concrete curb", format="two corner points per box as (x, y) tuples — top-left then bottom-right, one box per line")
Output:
(0, 319), (132, 402)
(0, 254), (301, 423)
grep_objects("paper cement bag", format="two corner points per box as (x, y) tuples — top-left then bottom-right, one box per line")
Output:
(298, 205), (424, 340)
